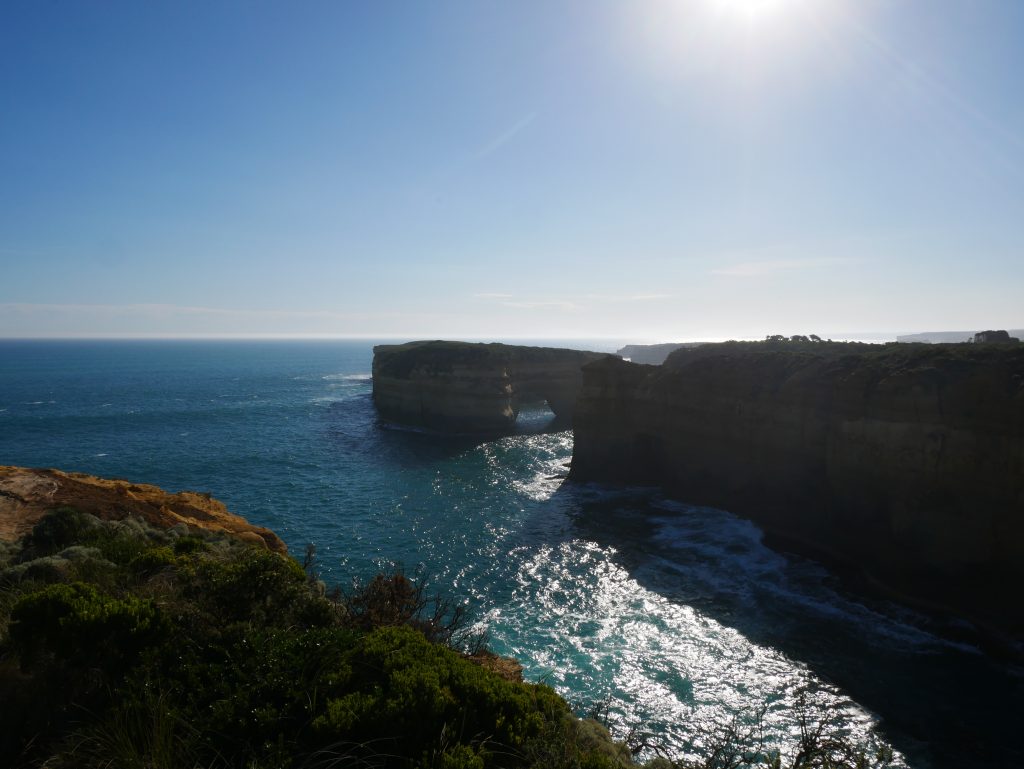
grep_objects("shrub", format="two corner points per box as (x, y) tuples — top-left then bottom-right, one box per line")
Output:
(345, 569), (476, 648)
(23, 506), (95, 556)
(312, 626), (571, 765)
(129, 546), (177, 578)
(10, 581), (168, 674)
(173, 535), (209, 555)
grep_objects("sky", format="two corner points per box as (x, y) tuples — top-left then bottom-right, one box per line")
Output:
(1, 0), (1022, 341)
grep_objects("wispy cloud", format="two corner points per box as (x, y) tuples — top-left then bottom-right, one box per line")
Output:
(475, 113), (537, 160)
(710, 257), (858, 277)
(0, 302), (364, 321)
(500, 300), (582, 311)
(583, 293), (672, 303)
(471, 292), (671, 312)
(0, 302), (478, 338)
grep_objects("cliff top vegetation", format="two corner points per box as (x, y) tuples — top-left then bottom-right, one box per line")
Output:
(662, 337), (1024, 378)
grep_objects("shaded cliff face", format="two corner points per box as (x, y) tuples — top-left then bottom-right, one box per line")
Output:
(372, 340), (612, 433)
(0, 466), (286, 553)
(570, 342), (1024, 638)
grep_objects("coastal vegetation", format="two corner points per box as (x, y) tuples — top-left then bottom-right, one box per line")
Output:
(0, 507), (896, 769)
(0, 507), (628, 769)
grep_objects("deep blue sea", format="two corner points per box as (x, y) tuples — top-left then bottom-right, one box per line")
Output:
(1, 340), (1020, 769)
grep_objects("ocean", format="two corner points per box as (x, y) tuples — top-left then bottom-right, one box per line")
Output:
(0, 339), (1019, 768)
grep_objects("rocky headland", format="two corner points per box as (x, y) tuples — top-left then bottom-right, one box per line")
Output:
(372, 340), (612, 433)
(570, 340), (1024, 640)
(0, 465), (286, 552)
(615, 342), (702, 365)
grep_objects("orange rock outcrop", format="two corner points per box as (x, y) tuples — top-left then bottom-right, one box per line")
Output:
(0, 466), (286, 553)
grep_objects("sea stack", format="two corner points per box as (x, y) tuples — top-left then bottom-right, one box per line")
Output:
(372, 340), (613, 433)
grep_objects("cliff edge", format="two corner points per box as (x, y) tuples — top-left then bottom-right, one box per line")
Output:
(570, 341), (1024, 639)
(372, 340), (612, 433)
(0, 466), (286, 553)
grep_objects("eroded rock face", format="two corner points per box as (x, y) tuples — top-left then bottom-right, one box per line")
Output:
(372, 341), (612, 433)
(570, 342), (1024, 638)
(0, 466), (287, 553)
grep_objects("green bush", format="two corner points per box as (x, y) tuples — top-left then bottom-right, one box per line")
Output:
(173, 534), (208, 555)
(0, 508), (631, 769)
(312, 626), (570, 764)
(128, 546), (177, 578)
(23, 506), (94, 556)
(10, 581), (167, 673)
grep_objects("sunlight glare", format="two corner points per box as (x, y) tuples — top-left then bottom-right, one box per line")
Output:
(714, 0), (801, 22)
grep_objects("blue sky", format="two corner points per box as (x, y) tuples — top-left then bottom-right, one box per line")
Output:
(1, 1), (1022, 340)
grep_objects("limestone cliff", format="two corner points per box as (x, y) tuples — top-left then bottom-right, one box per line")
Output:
(570, 341), (1024, 638)
(0, 466), (286, 553)
(372, 341), (612, 433)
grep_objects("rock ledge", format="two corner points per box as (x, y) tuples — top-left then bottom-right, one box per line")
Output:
(0, 466), (286, 553)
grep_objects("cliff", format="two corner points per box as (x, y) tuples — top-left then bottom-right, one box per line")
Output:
(372, 340), (612, 433)
(0, 466), (286, 553)
(616, 342), (702, 365)
(570, 341), (1024, 638)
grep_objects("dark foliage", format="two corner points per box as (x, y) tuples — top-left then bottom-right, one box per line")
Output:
(0, 509), (626, 769)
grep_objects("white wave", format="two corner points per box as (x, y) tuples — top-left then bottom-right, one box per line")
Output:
(484, 537), (906, 766)
(322, 372), (371, 381)
(514, 468), (565, 502)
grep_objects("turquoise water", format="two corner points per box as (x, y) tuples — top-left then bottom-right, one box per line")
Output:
(1, 340), (1020, 769)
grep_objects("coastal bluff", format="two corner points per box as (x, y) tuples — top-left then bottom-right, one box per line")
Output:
(372, 340), (612, 433)
(570, 341), (1024, 638)
(0, 466), (286, 553)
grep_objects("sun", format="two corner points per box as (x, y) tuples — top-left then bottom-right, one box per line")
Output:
(714, 0), (799, 21)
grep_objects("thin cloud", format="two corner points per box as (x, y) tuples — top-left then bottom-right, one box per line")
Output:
(471, 292), (671, 312)
(583, 293), (672, 303)
(711, 257), (858, 277)
(475, 113), (537, 160)
(500, 300), (581, 311)
(0, 302), (359, 320)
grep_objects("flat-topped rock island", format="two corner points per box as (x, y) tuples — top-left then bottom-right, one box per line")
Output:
(372, 340), (613, 433)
